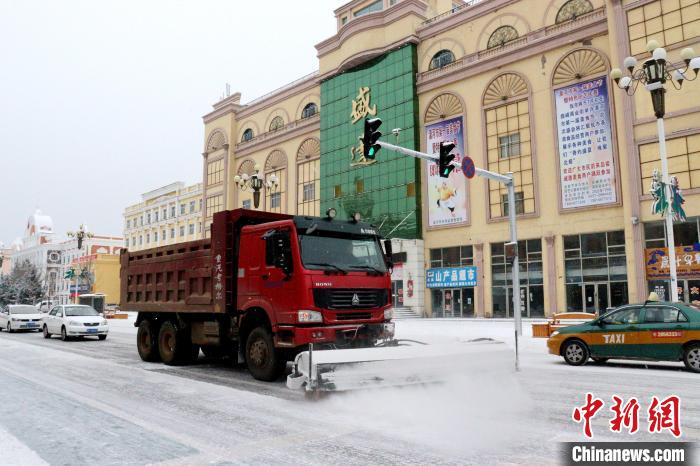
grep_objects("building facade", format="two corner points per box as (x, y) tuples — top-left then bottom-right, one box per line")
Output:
(123, 181), (204, 252)
(202, 0), (700, 317)
(66, 253), (121, 305)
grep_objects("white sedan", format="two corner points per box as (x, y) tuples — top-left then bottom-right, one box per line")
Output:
(0, 305), (43, 332)
(43, 305), (109, 341)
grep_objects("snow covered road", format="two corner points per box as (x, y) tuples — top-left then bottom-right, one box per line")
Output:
(0, 316), (697, 465)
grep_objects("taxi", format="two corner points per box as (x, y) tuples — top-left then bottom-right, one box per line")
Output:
(547, 300), (700, 372)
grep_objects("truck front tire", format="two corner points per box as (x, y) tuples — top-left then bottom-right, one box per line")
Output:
(245, 327), (286, 381)
(137, 320), (160, 362)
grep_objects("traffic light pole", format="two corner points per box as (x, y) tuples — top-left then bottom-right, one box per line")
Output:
(376, 140), (522, 370)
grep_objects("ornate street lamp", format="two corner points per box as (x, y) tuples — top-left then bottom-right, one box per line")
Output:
(232, 164), (279, 209)
(610, 42), (700, 302)
(67, 224), (93, 303)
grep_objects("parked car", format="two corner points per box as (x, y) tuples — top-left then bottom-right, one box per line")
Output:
(547, 301), (700, 372)
(43, 305), (109, 341)
(0, 305), (43, 332)
(35, 300), (56, 313)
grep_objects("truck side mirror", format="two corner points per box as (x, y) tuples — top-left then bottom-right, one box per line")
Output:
(383, 239), (393, 269)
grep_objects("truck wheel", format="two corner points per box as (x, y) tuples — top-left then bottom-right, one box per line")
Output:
(562, 339), (589, 366)
(158, 321), (197, 365)
(245, 327), (285, 381)
(137, 320), (160, 362)
(683, 343), (700, 373)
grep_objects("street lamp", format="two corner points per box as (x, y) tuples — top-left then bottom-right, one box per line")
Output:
(67, 224), (93, 303)
(610, 42), (700, 302)
(233, 164), (279, 209)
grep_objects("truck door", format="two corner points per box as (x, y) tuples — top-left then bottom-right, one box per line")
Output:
(262, 229), (296, 323)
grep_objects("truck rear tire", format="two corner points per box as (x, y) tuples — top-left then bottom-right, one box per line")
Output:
(137, 320), (160, 362)
(158, 320), (199, 365)
(245, 327), (286, 381)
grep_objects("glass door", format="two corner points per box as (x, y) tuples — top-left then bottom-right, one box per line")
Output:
(506, 286), (529, 318)
(461, 288), (474, 317)
(584, 283), (610, 315)
(443, 289), (455, 317)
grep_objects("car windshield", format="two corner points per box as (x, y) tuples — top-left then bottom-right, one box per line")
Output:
(9, 305), (37, 314)
(298, 233), (387, 273)
(64, 306), (99, 317)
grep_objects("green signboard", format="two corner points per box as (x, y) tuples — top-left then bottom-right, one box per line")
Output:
(320, 44), (421, 239)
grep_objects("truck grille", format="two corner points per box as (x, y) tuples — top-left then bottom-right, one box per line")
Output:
(313, 289), (387, 310)
(335, 312), (372, 321)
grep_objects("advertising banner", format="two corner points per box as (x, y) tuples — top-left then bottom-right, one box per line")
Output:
(426, 266), (477, 288)
(555, 77), (617, 209)
(425, 116), (468, 227)
(645, 244), (700, 279)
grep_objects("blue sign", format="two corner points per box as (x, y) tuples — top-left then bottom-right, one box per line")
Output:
(426, 266), (477, 288)
(461, 156), (475, 179)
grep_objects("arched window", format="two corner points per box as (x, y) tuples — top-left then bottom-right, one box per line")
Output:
(429, 50), (455, 70)
(265, 150), (287, 213)
(269, 116), (284, 132)
(206, 130), (226, 152)
(241, 128), (253, 142)
(487, 26), (519, 49)
(556, 0), (593, 24)
(482, 73), (534, 219)
(296, 138), (321, 216)
(301, 103), (317, 119)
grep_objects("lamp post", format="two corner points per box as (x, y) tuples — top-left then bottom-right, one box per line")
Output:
(610, 41), (700, 302)
(67, 224), (93, 303)
(232, 164), (279, 209)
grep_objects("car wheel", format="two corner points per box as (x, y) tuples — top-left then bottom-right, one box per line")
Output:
(245, 326), (286, 381)
(683, 343), (700, 373)
(562, 340), (589, 366)
(591, 357), (608, 364)
(43, 325), (51, 339)
(61, 326), (69, 342)
(98, 335), (107, 341)
(137, 320), (160, 362)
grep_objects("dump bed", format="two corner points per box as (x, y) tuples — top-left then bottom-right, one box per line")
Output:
(120, 209), (291, 314)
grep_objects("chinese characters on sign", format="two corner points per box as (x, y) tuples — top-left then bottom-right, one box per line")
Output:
(425, 117), (468, 227)
(214, 254), (223, 301)
(350, 86), (378, 166)
(555, 78), (617, 209)
(572, 393), (681, 438)
(426, 266), (477, 288)
(645, 245), (700, 279)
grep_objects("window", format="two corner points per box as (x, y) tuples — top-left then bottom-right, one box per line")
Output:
(501, 192), (525, 216)
(407, 182), (416, 197)
(125, 238), (129, 247)
(491, 239), (544, 317)
(429, 50), (455, 70)
(162, 230), (166, 241)
(206, 195), (223, 216)
(640, 134), (700, 191)
(486, 99), (534, 218)
(602, 307), (642, 324)
(170, 206), (176, 217)
(207, 159), (224, 185)
(241, 128), (253, 142)
(189, 201), (195, 213)
(302, 103), (317, 119)
(189, 224), (194, 235)
(140, 216), (143, 226)
(179, 226), (185, 237)
(499, 133), (521, 158)
(155, 211), (159, 222)
(556, 0), (593, 24)
(162, 208), (167, 220)
(487, 26), (519, 49)
(334, 185), (342, 198)
(180, 204), (185, 215)
(154, 231), (158, 242)
(303, 183), (315, 202)
(429, 246), (473, 268)
(146, 213), (151, 224)
(341, 16), (348, 25)
(627, 0), (700, 56)
(644, 306), (685, 323)
(242, 199), (252, 209)
(354, 0), (382, 17)
(146, 233), (150, 243)
(170, 228), (175, 239)
(269, 116), (284, 132)
(355, 178), (364, 193)
(126, 219), (131, 229)
(270, 192), (282, 209)
(199, 199), (202, 210)
(297, 138), (320, 215)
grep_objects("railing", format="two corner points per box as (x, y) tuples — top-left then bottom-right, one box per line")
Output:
(235, 113), (320, 150)
(419, 0), (485, 27)
(417, 7), (605, 83)
(240, 71), (318, 108)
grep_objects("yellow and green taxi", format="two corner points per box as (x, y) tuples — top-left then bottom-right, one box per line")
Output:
(547, 301), (700, 372)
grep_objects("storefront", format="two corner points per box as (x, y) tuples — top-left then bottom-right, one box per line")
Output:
(564, 231), (628, 313)
(428, 246), (475, 317)
(491, 239), (544, 318)
(645, 218), (700, 305)
(426, 265), (477, 318)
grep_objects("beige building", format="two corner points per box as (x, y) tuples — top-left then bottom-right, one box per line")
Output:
(200, 0), (700, 317)
(124, 182), (203, 251)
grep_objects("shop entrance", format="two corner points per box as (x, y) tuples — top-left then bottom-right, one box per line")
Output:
(391, 280), (404, 307)
(497, 285), (544, 318)
(584, 282), (608, 314)
(648, 279), (700, 305)
(566, 281), (628, 314)
(430, 288), (475, 317)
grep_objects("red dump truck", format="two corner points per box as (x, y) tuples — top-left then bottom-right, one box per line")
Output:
(120, 208), (394, 381)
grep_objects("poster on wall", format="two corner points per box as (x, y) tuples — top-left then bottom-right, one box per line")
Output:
(555, 77), (617, 209)
(425, 116), (468, 227)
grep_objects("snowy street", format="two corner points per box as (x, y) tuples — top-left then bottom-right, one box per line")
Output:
(0, 316), (698, 465)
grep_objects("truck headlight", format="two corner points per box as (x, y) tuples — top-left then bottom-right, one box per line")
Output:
(384, 308), (393, 320)
(297, 310), (322, 323)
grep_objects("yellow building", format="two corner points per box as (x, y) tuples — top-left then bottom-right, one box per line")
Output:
(123, 182), (203, 251)
(70, 254), (121, 305)
(202, 0), (700, 318)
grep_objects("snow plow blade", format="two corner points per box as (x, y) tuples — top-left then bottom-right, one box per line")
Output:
(287, 339), (511, 393)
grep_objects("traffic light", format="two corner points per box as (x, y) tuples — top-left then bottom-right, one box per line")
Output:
(362, 117), (382, 159)
(438, 141), (456, 178)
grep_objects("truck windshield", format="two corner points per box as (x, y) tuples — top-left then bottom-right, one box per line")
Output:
(299, 233), (387, 273)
